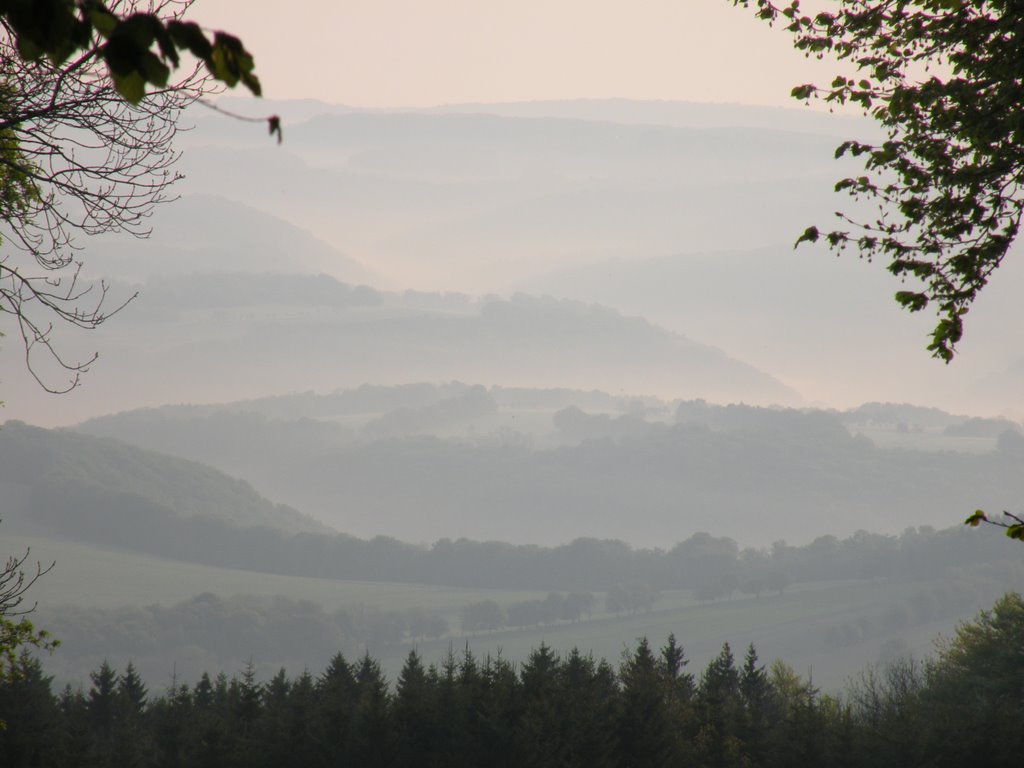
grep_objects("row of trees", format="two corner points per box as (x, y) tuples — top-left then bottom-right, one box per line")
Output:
(461, 592), (597, 634)
(14, 471), (1019, 593)
(3, 592), (1022, 768)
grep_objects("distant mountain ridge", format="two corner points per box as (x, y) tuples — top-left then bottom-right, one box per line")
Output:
(205, 96), (878, 137)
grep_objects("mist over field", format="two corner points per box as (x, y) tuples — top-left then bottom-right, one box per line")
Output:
(2, 96), (1022, 720)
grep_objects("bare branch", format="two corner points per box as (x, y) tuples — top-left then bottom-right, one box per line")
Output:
(0, 0), (213, 391)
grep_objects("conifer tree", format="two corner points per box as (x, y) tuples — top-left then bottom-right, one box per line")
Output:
(285, 671), (320, 768)
(254, 668), (292, 768)
(478, 653), (524, 768)
(55, 684), (91, 768)
(556, 649), (618, 768)
(659, 635), (698, 765)
(739, 644), (773, 766)
(617, 638), (677, 768)
(315, 652), (357, 767)
(520, 643), (565, 768)
(0, 651), (59, 768)
(149, 678), (192, 768)
(86, 661), (120, 768)
(114, 662), (150, 768)
(394, 651), (436, 768)
(349, 653), (393, 767)
(697, 643), (747, 768)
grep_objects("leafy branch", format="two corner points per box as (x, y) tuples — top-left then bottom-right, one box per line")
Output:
(964, 510), (1024, 541)
(734, 0), (1024, 361)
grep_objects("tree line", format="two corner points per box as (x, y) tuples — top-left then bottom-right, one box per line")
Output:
(16, 476), (1019, 594)
(3, 592), (1021, 768)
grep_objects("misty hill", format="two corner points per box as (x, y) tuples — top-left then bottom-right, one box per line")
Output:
(81, 193), (375, 285)
(2, 277), (797, 426)
(173, 107), (850, 292)
(164, 99), (1024, 418)
(76, 395), (1024, 547)
(0, 420), (327, 535)
(289, 112), (840, 182)
(516, 243), (1024, 416)
(207, 96), (878, 137)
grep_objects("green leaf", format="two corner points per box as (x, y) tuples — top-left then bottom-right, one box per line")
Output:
(138, 50), (170, 88)
(791, 84), (815, 100)
(894, 291), (929, 312)
(111, 70), (146, 104)
(114, 13), (160, 51)
(167, 21), (213, 61)
(964, 510), (987, 527)
(89, 8), (120, 38)
(795, 226), (819, 246)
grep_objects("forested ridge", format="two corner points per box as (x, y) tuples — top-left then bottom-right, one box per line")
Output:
(73, 394), (1024, 546)
(4, 593), (1022, 768)
(11, 471), (1021, 593)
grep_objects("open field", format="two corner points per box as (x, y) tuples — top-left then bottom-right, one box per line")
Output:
(7, 534), (548, 616)
(8, 533), (991, 692)
(375, 579), (959, 691)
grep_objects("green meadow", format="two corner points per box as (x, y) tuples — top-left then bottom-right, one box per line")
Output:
(9, 533), (984, 691)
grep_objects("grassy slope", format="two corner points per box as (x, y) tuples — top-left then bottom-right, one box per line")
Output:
(9, 535), (544, 615)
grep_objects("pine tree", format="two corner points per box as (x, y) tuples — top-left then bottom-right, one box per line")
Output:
(696, 643), (746, 768)
(659, 634), (697, 765)
(555, 649), (617, 768)
(349, 653), (393, 767)
(86, 660), (120, 768)
(478, 653), (524, 768)
(286, 671), (320, 768)
(188, 672), (230, 768)
(315, 652), (357, 767)
(55, 685), (91, 768)
(394, 651), (435, 768)
(255, 668), (292, 768)
(114, 662), (150, 768)
(228, 660), (263, 768)
(0, 652), (60, 768)
(520, 643), (564, 768)
(739, 644), (773, 766)
(425, 645), (471, 768)
(150, 678), (192, 768)
(616, 638), (677, 768)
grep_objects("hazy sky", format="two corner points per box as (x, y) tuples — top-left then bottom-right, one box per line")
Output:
(198, 0), (841, 108)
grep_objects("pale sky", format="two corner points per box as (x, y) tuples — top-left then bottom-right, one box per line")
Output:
(197, 0), (842, 108)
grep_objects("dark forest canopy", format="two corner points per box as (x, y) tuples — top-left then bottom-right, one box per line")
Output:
(3, 593), (1023, 768)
